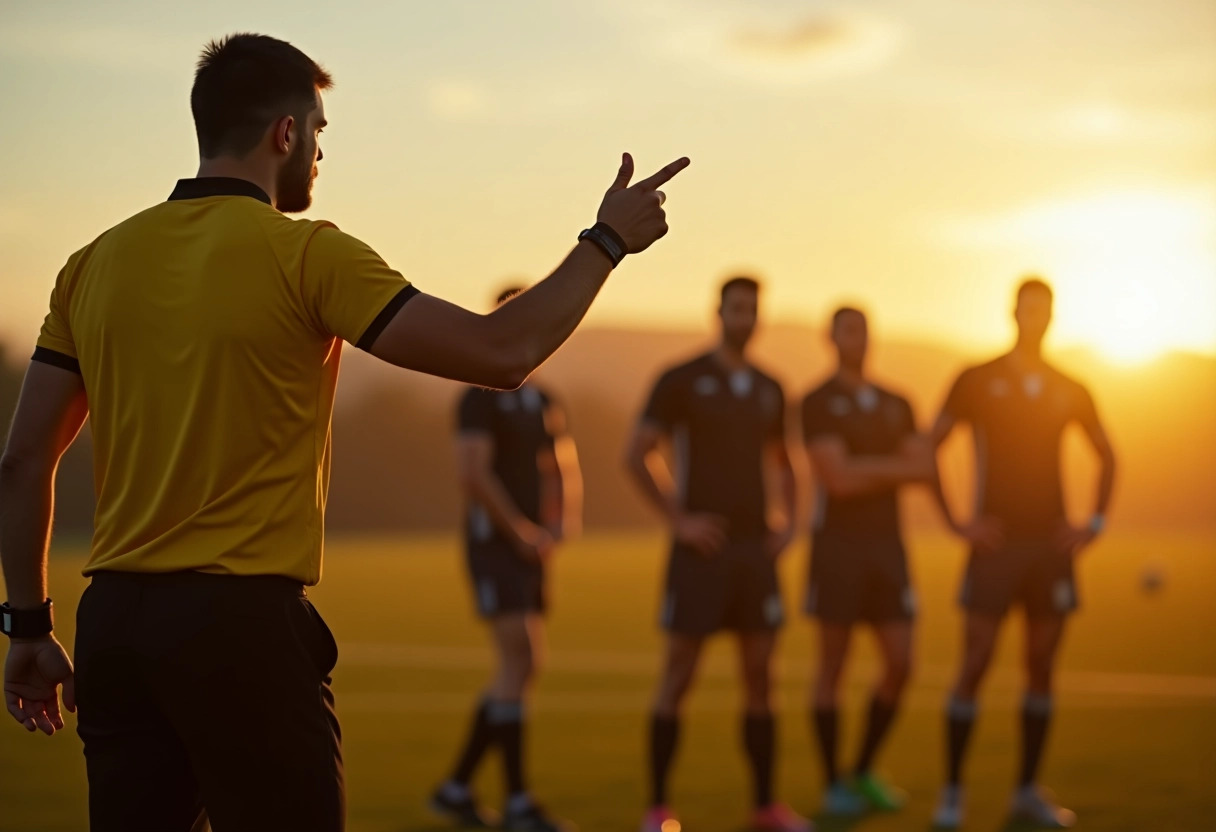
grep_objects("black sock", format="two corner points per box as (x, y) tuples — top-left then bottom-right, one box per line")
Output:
(853, 696), (899, 776)
(812, 706), (839, 786)
(1019, 694), (1053, 787)
(946, 697), (977, 787)
(487, 700), (526, 796)
(743, 712), (775, 808)
(649, 713), (680, 807)
(450, 699), (494, 785)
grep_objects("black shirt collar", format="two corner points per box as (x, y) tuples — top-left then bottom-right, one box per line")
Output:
(167, 177), (272, 205)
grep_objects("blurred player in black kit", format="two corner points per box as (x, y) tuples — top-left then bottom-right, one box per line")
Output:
(929, 278), (1116, 829)
(626, 277), (809, 832)
(431, 287), (583, 832)
(801, 307), (934, 816)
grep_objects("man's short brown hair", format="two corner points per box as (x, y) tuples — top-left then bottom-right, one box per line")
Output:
(191, 33), (333, 159)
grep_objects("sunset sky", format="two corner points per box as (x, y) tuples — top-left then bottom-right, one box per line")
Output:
(2, 0), (1213, 364)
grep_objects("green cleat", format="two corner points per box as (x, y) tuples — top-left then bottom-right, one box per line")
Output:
(822, 781), (867, 816)
(853, 773), (908, 812)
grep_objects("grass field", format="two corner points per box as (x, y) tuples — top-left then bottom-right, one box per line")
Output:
(2, 531), (1215, 832)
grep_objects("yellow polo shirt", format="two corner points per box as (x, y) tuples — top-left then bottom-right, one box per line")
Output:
(35, 177), (417, 584)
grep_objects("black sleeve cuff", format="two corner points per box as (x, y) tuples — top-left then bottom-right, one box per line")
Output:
(31, 347), (81, 375)
(356, 285), (422, 351)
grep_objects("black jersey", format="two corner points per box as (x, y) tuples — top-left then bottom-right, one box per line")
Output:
(802, 377), (916, 540)
(457, 384), (561, 542)
(642, 352), (786, 538)
(942, 356), (1098, 541)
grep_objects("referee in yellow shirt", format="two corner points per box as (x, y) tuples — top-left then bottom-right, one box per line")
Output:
(0, 33), (688, 831)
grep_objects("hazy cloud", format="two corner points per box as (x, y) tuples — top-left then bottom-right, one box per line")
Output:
(723, 11), (902, 75)
(614, 0), (903, 85)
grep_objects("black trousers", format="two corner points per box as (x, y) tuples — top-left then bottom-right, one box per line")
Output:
(74, 571), (343, 832)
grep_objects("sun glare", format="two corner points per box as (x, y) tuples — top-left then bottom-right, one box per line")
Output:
(993, 190), (1216, 365)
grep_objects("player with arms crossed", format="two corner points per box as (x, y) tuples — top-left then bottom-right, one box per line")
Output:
(431, 286), (583, 832)
(929, 278), (1117, 829)
(802, 307), (933, 816)
(0, 33), (686, 832)
(625, 277), (809, 832)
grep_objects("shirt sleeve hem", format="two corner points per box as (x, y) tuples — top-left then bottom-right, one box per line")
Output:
(31, 346), (81, 375)
(355, 285), (421, 351)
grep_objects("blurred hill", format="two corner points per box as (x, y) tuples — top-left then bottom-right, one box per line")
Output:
(2, 327), (1213, 539)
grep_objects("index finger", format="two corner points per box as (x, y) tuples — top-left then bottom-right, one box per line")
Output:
(634, 157), (690, 191)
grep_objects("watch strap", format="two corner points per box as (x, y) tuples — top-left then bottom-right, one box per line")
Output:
(1, 600), (54, 639)
(578, 222), (627, 267)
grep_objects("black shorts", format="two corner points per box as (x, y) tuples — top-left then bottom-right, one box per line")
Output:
(466, 538), (547, 618)
(805, 532), (915, 624)
(75, 571), (342, 832)
(660, 538), (784, 636)
(959, 541), (1078, 618)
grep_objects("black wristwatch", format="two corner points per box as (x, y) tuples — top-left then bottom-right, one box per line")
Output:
(1, 600), (54, 639)
(578, 222), (627, 267)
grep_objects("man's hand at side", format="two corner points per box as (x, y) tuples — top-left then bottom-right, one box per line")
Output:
(674, 512), (728, 558)
(512, 521), (557, 564)
(4, 635), (75, 735)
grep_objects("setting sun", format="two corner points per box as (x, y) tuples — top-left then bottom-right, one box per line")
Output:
(1052, 190), (1216, 364)
(952, 189), (1216, 364)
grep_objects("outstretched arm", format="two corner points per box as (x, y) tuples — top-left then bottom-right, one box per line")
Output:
(369, 155), (690, 388)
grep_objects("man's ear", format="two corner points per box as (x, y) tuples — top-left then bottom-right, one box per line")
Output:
(272, 115), (296, 155)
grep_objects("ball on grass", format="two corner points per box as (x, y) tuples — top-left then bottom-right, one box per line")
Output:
(1140, 564), (1165, 595)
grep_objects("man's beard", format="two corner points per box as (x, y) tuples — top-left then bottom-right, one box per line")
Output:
(839, 350), (866, 372)
(275, 142), (315, 213)
(724, 328), (754, 352)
